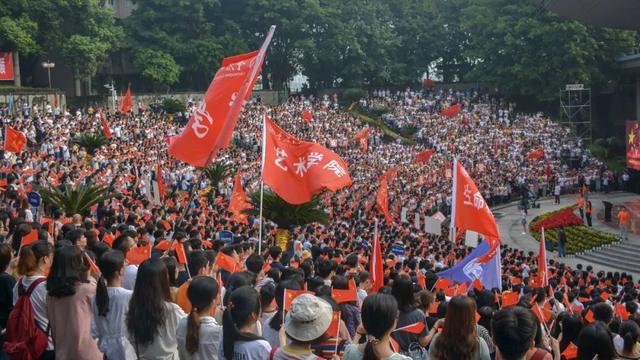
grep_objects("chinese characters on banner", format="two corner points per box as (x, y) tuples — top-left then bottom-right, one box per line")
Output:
(0, 53), (14, 81)
(262, 116), (352, 204)
(626, 121), (640, 170)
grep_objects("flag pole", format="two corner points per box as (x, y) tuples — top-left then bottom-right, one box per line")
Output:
(258, 112), (268, 255)
(258, 180), (265, 254)
(450, 158), (458, 243)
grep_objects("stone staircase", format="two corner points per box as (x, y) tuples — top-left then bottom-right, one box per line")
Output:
(575, 239), (640, 274)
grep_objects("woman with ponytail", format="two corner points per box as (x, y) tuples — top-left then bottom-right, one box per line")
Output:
(13, 240), (54, 358)
(344, 294), (411, 360)
(219, 285), (271, 360)
(91, 250), (134, 360)
(176, 276), (221, 359)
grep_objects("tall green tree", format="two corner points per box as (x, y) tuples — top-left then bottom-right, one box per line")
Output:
(460, 0), (637, 102)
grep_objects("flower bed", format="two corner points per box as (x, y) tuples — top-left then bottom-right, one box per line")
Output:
(529, 205), (618, 254)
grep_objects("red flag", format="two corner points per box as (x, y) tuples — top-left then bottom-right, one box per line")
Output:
(215, 252), (239, 273)
(615, 302), (629, 320)
(370, 222), (384, 293)
(155, 239), (171, 251)
(433, 278), (452, 291)
(262, 116), (352, 204)
(352, 128), (370, 153)
(545, 161), (552, 179)
(502, 292), (519, 308)
(538, 228), (549, 287)
(119, 84), (133, 113)
(126, 242), (152, 265)
(393, 322), (425, 334)
(441, 103), (461, 118)
(284, 289), (315, 312)
(4, 127), (26, 153)
(85, 253), (100, 275)
(561, 342), (578, 360)
(103, 232), (115, 247)
(301, 109), (313, 122)
(156, 164), (165, 200)
(228, 173), (252, 224)
(428, 301), (440, 315)
(414, 149), (434, 164)
(376, 178), (393, 224)
(526, 148), (545, 161)
(100, 112), (112, 138)
(40, 216), (53, 234)
(175, 242), (187, 265)
(422, 79), (436, 89)
(326, 311), (341, 337)
(168, 27), (274, 167)
(378, 167), (399, 184)
(533, 304), (553, 324)
(332, 287), (358, 304)
(452, 160), (500, 262)
(585, 309), (594, 323)
(21, 229), (39, 247)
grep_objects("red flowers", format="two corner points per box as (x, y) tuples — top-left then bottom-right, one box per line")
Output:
(531, 207), (583, 232)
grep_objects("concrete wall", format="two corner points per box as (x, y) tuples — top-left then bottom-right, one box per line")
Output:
(0, 88), (67, 114)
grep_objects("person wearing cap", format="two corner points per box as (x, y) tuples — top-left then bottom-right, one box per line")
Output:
(272, 293), (333, 360)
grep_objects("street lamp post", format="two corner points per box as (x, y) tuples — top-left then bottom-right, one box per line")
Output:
(41, 61), (55, 88)
(104, 80), (117, 112)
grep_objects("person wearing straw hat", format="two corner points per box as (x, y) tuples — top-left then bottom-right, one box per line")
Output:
(272, 293), (333, 360)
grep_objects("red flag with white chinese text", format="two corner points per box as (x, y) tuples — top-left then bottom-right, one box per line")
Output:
(262, 116), (352, 205)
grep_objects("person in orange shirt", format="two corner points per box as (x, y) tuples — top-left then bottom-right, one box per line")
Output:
(618, 207), (630, 241)
(176, 250), (214, 313)
(577, 195), (585, 220)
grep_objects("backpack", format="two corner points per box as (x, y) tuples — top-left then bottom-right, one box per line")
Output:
(3, 277), (48, 360)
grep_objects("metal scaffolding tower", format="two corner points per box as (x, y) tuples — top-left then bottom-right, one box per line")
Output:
(560, 84), (592, 142)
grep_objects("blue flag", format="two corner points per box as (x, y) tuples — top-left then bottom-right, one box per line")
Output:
(436, 241), (502, 291)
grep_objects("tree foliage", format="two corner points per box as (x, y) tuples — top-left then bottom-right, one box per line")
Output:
(38, 183), (117, 216)
(133, 48), (181, 89)
(243, 190), (328, 229)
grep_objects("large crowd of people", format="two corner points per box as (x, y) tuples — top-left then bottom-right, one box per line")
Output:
(0, 88), (637, 360)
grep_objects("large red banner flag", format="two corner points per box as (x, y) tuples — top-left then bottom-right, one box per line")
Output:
(119, 84), (133, 113)
(228, 173), (253, 224)
(4, 127), (26, 153)
(0, 53), (14, 81)
(370, 219), (384, 293)
(376, 178), (393, 224)
(262, 115), (352, 204)
(441, 103), (461, 118)
(169, 26), (275, 167)
(414, 149), (434, 164)
(451, 159), (500, 262)
(526, 147), (545, 161)
(352, 128), (370, 153)
(100, 112), (112, 138)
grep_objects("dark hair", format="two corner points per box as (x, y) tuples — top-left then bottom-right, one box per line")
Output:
(95, 250), (125, 317)
(269, 278), (301, 331)
(126, 258), (171, 347)
(187, 250), (209, 277)
(162, 256), (178, 287)
(559, 313), (582, 352)
(491, 306), (537, 360)
(112, 235), (133, 255)
(222, 286), (262, 360)
(65, 229), (85, 245)
(46, 245), (87, 297)
(433, 296), (479, 360)
(619, 320), (640, 354)
(17, 241), (52, 276)
(0, 243), (11, 272)
(245, 254), (265, 274)
(259, 283), (276, 310)
(477, 306), (494, 336)
(576, 322), (616, 360)
(591, 302), (613, 324)
(361, 294), (398, 360)
(186, 276), (219, 354)
(222, 272), (256, 306)
(268, 246), (282, 260)
(392, 275), (416, 313)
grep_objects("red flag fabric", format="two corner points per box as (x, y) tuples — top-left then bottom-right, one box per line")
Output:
(433, 278), (452, 291)
(262, 116), (352, 205)
(119, 84), (133, 113)
(352, 128), (370, 153)
(40, 216), (53, 234)
(228, 173), (252, 224)
(302, 109), (313, 122)
(414, 149), (434, 164)
(5, 127), (26, 153)
(545, 161), (552, 179)
(85, 253), (100, 275)
(533, 304), (553, 324)
(585, 309), (594, 323)
(378, 167), (399, 184)
(175, 242), (187, 265)
(615, 303), (629, 320)
(376, 178), (393, 224)
(501, 292), (519, 308)
(21, 229), (39, 247)
(538, 228), (549, 287)
(393, 322), (426, 334)
(126, 242), (151, 265)
(452, 160), (500, 262)
(155, 239), (171, 251)
(441, 103), (461, 118)
(284, 289), (315, 312)
(103, 232), (115, 247)
(526, 148), (545, 161)
(100, 112), (112, 138)
(215, 252), (239, 273)
(370, 224), (384, 293)
(325, 311), (341, 337)
(156, 164), (165, 200)
(422, 79), (436, 89)
(332, 288), (358, 304)
(561, 342), (578, 360)
(168, 27), (274, 167)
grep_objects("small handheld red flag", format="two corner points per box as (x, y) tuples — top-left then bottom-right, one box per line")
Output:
(561, 342), (578, 360)
(215, 252), (239, 273)
(85, 253), (101, 275)
(393, 322), (426, 334)
(126, 242), (152, 265)
(21, 229), (39, 247)
(414, 149), (434, 164)
(302, 109), (313, 122)
(5, 127), (26, 153)
(501, 292), (519, 308)
(441, 103), (461, 118)
(352, 128), (370, 153)
(175, 242), (187, 265)
(284, 289), (315, 312)
(331, 287), (358, 304)
(526, 148), (545, 161)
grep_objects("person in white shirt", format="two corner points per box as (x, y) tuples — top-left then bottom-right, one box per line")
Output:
(91, 250), (135, 359)
(177, 276), (221, 360)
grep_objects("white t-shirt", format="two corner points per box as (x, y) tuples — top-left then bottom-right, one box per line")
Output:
(121, 264), (138, 290)
(177, 316), (222, 360)
(217, 333), (271, 360)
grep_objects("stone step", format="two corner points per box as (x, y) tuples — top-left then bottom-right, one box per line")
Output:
(575, 252), (640, 273)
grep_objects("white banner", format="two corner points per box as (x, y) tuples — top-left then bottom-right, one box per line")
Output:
(424, 216), (442, 236)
